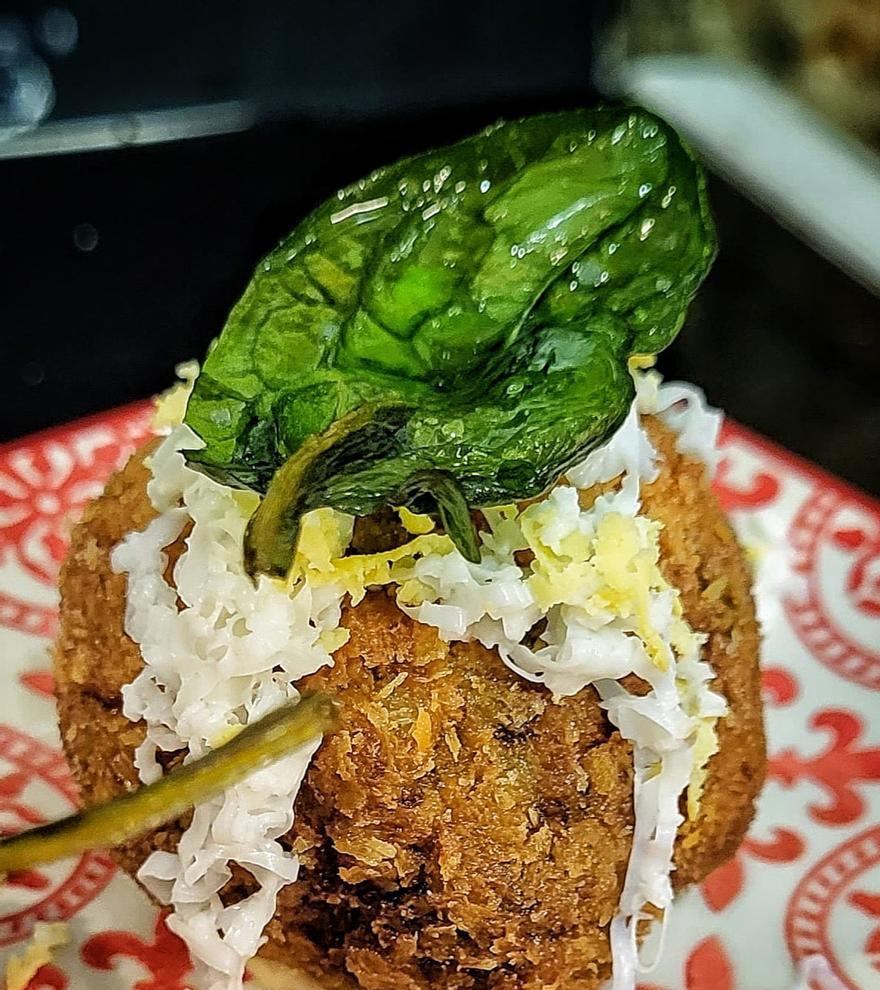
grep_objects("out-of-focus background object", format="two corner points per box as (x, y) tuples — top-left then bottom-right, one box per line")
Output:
(604, 0), (880, 147)
(1, 0), (878, 495)
(596, 0), (880, 495)
(599, 0), (880, 293)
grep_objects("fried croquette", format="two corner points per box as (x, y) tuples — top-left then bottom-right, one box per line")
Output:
(54, 417), (765, 990)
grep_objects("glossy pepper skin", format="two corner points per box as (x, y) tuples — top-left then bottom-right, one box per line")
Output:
(183, 107), (716, 575)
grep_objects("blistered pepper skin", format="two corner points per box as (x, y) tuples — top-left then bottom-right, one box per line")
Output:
(183, 108), (716, 573)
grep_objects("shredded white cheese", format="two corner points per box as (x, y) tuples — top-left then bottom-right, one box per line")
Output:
(633, 370), (723, 472)
(392, 373), (726, 987)
(113, 427), (347, 990)
(115, 368), (727, 990)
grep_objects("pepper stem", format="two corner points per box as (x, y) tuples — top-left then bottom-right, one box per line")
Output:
(407, 471), (481, 563)
(244, 404), (383, 579)
(0, 693), (338, 874)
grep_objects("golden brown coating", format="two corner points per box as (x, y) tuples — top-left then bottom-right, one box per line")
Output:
(54, 418), (765, 990)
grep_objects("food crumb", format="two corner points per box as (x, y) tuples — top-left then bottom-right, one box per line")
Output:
(445, 727), (462, 762)
(702, 577), (728, 601)
(412, 709), (433, 752)
(376, 672), (408, 700)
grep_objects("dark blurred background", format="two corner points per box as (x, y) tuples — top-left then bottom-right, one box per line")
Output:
(1, 0), (878, 494)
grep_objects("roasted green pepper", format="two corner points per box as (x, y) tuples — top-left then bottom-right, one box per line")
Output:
(183, 108), (716, 576)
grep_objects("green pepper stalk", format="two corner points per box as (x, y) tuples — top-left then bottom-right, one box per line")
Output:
(183, 108), (716, 577)
(0, 693), (337, 874)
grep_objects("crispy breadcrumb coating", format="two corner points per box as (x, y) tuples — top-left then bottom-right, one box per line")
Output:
(54, 417), (765, 990)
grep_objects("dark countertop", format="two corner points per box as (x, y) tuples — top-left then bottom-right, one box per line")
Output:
(2, 113), (879, 495)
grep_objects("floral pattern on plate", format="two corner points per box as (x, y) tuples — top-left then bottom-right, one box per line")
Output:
(0, 406), (878, 990)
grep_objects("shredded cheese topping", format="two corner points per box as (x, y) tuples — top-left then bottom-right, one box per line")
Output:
(113, 432), (347, 990)
(116, 367), (727, 990)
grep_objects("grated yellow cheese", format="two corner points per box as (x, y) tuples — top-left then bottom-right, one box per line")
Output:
(627, 353), (657, 371)
(281, 461), (719, 822)
(290, 507), (453, 605)
(520, 506), (685, 672)
(687, 718), (721, 820)
(152, 360), (199, 430)
(593, 514), (670, 669)
(4, 922), (69, 990)
(397, 507), (435, 535)
(319, 626), (351, 653)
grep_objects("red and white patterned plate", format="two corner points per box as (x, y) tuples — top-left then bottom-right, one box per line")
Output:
(0, 404), (878, 990)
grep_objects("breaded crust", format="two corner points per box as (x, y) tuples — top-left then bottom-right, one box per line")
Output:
(54, 418), (765, 990)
